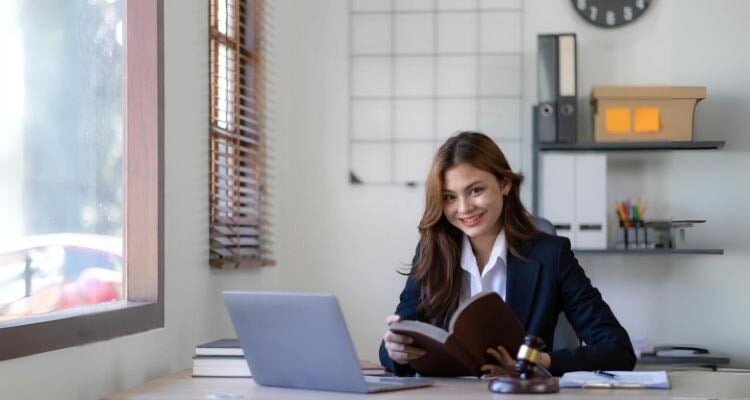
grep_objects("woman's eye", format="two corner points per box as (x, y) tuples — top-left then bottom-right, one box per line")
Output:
(471, 187), (484, 195)
(443, 194), (455, 202)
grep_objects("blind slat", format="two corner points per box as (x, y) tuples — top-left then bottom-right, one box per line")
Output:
(211, 126), (261, 146)
(210, 247), (260, 258)
(212, 226), (260, 236)
(212, 215), (261, 227)
(210, 96), (261, 118)
(210, 122), (261, 141)
(211, 236), (261, 246)
(212, 174), (261, 189)
(211, 160), (262, 178)
(210, 193), (260, 208)
(210, 90), (260, 112)
(213, 204), (260, 217)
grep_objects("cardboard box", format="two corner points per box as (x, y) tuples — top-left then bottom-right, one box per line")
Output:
(591, 86), (706, 142)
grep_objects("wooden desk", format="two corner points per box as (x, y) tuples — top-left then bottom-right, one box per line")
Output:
(104, 369), (750, 399)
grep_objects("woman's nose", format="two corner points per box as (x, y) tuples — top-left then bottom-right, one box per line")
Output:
(458, 197), (473, 213)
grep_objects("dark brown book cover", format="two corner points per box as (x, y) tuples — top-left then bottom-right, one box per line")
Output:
(388, 291), (525, 377)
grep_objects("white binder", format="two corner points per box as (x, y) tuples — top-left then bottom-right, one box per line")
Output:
(540, 154), (607, 249)
(574, 155), (607, 249)
(540, 154), (576, 246)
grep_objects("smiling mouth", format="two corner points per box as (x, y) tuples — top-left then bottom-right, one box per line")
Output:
(459, 212), (485, 227)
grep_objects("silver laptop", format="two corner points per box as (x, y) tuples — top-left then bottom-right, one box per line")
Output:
(223, 291), (433, 393)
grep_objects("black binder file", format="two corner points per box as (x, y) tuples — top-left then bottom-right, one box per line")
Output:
(537, 35), (557, 143)
(556, 34), (577, 144)
(536, 33), (577, 144)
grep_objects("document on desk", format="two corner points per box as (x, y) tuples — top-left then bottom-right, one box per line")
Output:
(560, 371), (670, 389)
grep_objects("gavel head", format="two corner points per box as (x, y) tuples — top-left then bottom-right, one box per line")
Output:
(514, 335), (546, 379)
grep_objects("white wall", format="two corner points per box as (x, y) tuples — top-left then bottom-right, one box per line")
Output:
(268, 0), (750, 367)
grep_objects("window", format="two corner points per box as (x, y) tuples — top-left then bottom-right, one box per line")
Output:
(209, 0), (272, 268)
(0, 0), (162, 360)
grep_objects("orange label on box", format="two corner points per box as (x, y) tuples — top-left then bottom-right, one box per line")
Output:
(634, 107), (661, 133)
(605, 108), (631, 134)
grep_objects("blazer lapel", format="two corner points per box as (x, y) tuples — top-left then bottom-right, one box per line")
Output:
(505, 250), (541, 328)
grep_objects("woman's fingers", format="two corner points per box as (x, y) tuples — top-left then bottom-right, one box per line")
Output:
(389, 350), (424, 364)
(480, 364), (511, 377)
(383, 315), (424, 364)
(389, 348), (425, 360)
(383, 330), (413, 345)
(383, 329), (424, 364)
(486, 347), (503, 363)
(385, 314), (401, 326)
(496, 346), (514, 365)
(385, 341), (425, 355)
(384, 331), (425, 356)
(387, 344), (425, 364)
(486, 345), (514, 367)
(480, 364), (498, 373)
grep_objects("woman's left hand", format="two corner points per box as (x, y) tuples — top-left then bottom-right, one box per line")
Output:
(480, 346), (516, 377)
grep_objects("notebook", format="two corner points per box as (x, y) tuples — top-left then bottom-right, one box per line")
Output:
(560, 371), (670, 389)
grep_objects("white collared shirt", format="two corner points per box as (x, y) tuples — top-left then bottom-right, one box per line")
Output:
(459, 230), (508, 305)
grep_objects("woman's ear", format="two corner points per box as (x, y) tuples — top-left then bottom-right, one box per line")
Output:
(501, 178), (512, 197)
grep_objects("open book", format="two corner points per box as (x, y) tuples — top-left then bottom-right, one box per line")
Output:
(388, 291), (525, 377)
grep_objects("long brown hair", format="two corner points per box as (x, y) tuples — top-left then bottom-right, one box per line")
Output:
(412, 131), (540, 325)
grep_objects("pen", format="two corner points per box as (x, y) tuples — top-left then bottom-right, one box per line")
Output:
(594, 370), (617, 379)
(618, 203), (630, 229)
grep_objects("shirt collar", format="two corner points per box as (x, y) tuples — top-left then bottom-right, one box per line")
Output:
(460, 229), (508, 277)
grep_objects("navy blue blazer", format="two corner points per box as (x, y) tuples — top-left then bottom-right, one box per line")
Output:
(379, 233), (636, 376)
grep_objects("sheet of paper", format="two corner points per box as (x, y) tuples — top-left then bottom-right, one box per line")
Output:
(634, 107), (660, 133)
(605, 108), (631, 133)
(560, 370), (670, 389)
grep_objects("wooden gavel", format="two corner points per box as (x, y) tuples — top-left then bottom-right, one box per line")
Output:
(488, 334), (560, 394)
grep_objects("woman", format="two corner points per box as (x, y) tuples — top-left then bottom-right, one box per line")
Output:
(379, 131), (635, 377)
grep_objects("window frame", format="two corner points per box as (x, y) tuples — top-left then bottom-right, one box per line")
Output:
(0, 0), (164, 361)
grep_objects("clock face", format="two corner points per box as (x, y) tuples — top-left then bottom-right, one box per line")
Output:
(572, 0), (651, 28)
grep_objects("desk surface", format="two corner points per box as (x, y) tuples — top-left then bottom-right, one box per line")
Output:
(103, 369), (750, 399)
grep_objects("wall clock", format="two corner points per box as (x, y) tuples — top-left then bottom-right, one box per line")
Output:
(572, 0), (651, 28)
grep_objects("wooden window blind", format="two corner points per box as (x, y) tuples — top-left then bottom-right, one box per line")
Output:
(209, 0), (271, 268)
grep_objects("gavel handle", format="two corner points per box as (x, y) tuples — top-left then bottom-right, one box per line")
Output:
(534, 364), (553, 378)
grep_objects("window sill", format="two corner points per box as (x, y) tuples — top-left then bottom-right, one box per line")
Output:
(0, 300), (157, 328)
(0, 299), (163, 361)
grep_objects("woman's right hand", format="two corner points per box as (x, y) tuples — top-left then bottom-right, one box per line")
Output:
(382, 315), (426, 365)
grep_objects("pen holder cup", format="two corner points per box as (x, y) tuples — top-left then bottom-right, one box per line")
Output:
(616, 220), (649, 249)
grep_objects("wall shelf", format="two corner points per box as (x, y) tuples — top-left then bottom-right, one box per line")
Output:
(531, 139), (726, 213)
(537, 140), (725, 152)
(574, 248), (724, 255)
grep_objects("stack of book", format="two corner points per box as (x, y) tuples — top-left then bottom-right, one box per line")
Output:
(193, 338), (249, 378)
(359, 359), (387, 376)
(192, 339), (387, 378)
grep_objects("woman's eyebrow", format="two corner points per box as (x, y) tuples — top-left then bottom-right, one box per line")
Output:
(444, 180), (484, 193)
(460, 180), (485, 192)
(464, 181), (484, 190)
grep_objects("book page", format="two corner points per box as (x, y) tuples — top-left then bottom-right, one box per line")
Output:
(449, 292), (525, 365)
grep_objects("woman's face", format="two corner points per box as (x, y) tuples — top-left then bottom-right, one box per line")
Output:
(442, 163), (510, 240)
